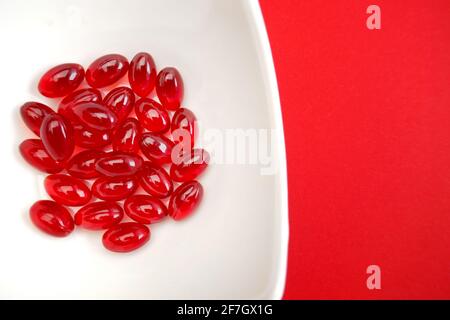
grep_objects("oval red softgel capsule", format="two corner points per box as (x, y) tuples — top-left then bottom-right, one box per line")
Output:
(20, 102), (55, 137)
(29, 200), (74, 237)
(168, 180), (203, 221)
(74, 201), (123, 230)
(86, 54), (129, 88)
(171, 107), (197, 148)
(138, 162), (173, 198)
(92, 175), (138, 201)
(156, 67), (184, 110)
(66, 149), (105, 179)
(38, 63), (84, 98)
(44, 174), (92, 206)
(135, 98), (170, 133)
(129, 52), (157, 97)
(140, 133), (174, 165)
(73, 124), (112, 149)
(40, 113), (75, 162)
(58, 88), (102, 120)
(170, 148), (210, 182)
(95, 152), (143, 177)
(102, 222), (150, 253)
(112, 118), (141, 153)
(19, 139), (63, 174)
(104, 86), (135, 123)
(124, 195), (167, 224)
(70, 102), (118, 131)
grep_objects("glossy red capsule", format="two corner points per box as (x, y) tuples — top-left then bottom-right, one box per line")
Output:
(20, 102), (55, 136)
(40, 113), (74, 162)
(19, 139), (63, 173)
(74, 201), (123, 230)
(102, 222), (150, 253)
(92, 176), (138, 201)
(38, 63), (84, 98)
(124, 195), (167, 224)
(112, 118), (141, 153)
(128, 52), (157, 97)
(86, 54), (129, 88)
(104, 86), (135, 123)
(135, 98), (170, 133)
(170, 148), (210, 182)
(29, 200), (74, 237)
(140, 133), (174, 165)
(156, 67), (184, 110)
(66, 149), (105, 179)
(171, 108), (197, 147)
(73, 124), (112, 149)
(95, 152), (143, 177)
(139, 162), (173, 198)
(58, 88), (102, 120)
(44, 174), (91, 206)
(70, 102), (118, 131)
(168, 181), (203, 221)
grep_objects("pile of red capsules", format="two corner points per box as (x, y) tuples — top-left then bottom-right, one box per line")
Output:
(19, 53), (209, 253)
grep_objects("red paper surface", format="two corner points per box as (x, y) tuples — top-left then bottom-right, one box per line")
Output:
(260, 0), (450, 299)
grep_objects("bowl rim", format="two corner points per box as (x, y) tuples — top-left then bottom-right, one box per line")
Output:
(247, 0), (289, 300)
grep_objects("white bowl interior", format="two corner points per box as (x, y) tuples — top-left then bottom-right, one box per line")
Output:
(0, 0), (287, 299)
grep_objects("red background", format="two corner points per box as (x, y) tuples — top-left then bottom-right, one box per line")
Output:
(259, 0), (450, 299)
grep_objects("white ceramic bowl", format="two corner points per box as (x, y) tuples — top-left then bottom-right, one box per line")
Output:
(0, 0), (288, 299)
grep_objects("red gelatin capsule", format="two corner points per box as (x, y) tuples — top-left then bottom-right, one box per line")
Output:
(74, 201), (123, 230)
(20, 102), (55, 136)
(140, 133), (174, 165)
(66, 149), (105, 179)
(86, 54), (129, 88)
(44, 174), (91, 206)
(156, 67), (184, 110)
(171, 108), (197, 147)
(168, 180), (203, 221)
(104, 86), (135, 123)
(135, 98), (170, 133)
(139, 162), (173, 198)
(40, 113), (74, 162)
(58, 88), (102, 119)
(70, 102), (118, 131)
(29, 200), (74, 237)
(73, 124), (112, 149)
(170, 148), (210, 182)
(124, 195), (167, 224)
(92, 176), (138, 201)
(112, 118), (141, 153)
(95, 152), (143, 177)
(128, 52), (156, 97)
(19, 139), (63, 173)
(38, 63), (84, 98)
(102, 222), (150, 253)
